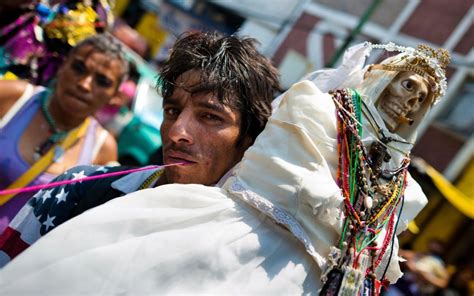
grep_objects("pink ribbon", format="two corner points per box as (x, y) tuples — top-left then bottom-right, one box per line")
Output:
(0, 163), (185, 196)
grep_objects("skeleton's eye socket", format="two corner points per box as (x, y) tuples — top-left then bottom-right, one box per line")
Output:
(402, 79), (414, 91)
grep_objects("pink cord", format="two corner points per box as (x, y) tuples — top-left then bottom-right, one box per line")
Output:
(0, 163), (186, 196)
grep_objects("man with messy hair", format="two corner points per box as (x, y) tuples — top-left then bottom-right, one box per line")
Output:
(0, 31), (281, 265)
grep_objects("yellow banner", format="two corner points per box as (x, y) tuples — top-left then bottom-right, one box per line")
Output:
(425, 164), (474, 219)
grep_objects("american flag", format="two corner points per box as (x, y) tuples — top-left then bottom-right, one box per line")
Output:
(0, 165), (129, 267)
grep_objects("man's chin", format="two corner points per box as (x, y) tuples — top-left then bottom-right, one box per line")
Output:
(164, 166), (201, 185)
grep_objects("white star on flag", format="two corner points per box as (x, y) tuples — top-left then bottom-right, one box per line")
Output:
(40, 189), (53, 203)
(96, 166), (109, 173)
(72, 170), (87, 182)
(43, 215), (56, 231)
(55, 188), (69, 203)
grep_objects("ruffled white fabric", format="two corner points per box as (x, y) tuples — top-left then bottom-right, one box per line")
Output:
(0, 184), (319, 295)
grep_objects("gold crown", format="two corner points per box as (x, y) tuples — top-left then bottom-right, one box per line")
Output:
(366, 42), (451, 103)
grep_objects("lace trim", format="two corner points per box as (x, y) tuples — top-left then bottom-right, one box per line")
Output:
(228, 181), (327, 268)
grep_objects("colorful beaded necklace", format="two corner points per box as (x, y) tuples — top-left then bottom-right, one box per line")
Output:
(33, 90), (69, 161)
(320, 89), (409, 296)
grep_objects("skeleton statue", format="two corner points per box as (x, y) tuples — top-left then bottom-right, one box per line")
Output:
(356, 44), (450, 142)
(314, 43), (451, 295)
(377, 71), (429, 131)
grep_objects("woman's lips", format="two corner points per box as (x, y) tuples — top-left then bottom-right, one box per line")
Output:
(67, 91), (91, 105)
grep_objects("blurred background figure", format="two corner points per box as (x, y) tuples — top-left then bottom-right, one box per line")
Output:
(111, 19), (150, 60)
(0, 0), (114, 85)
(0, 33), (128, 233)
(94, 62), (139, 136)
(386, 238), (450, 295)
(0, 0), (164, 167)
(436, 265), (473, 296)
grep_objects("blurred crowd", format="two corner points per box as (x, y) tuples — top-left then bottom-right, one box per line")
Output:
(0, 0), (160, 233)
(0, 0), (160, 167)
(385, 238), (473, 296)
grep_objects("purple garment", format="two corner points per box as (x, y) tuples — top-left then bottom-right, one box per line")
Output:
(0, 89), (100, 233)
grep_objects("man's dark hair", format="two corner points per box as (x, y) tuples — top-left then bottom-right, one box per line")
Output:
(158, 31), (281, 146)
(70, 33), (130, 82)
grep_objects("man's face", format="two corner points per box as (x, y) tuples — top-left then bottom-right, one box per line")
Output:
(53, 45), (124, 120)
(160, 70), (250, 185)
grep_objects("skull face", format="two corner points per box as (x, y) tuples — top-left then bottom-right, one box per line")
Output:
(376, 71), (430, 132)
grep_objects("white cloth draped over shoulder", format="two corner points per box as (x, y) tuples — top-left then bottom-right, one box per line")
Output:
(0, 184), (320, 295)
(0, 50), (427, 294)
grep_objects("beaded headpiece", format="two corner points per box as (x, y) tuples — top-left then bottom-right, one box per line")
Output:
(44, 3), (103, 47)
(366, 42), (450, 104)
(0, 0), (115, 85)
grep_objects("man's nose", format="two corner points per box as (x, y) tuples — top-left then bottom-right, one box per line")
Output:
(78, 75), (93, 92)
(168, 111), (194, 145)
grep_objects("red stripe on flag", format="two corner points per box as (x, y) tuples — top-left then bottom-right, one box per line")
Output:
(0, 227), (30, 260)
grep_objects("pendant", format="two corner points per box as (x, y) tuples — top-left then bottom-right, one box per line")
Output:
(368, 142), (390, 176)
(361, 277), (372, 296)
(53, 146), (64, 162)
(373, 278), (383, 296)
(336, 249), (371, 296)
(33, 151), (41, 162)
(319, 268), (344, 296)
(35, 139), (55, 160)
(321, 246), (342, 282)
(364, 195), (373, 209)
(338, 265), (365, 296)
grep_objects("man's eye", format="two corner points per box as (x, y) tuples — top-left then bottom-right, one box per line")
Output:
(96, 75), (112, 88)
(71, 60), (86, 74)
(202, 113), (222, 122)
(164, 107), (179, 118)
(402, 79), (414, 90)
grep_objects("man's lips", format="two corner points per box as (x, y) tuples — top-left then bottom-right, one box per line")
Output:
(164, 150), (196, 164)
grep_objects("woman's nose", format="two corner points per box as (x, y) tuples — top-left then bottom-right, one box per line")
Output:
(78, 75), (93, 92)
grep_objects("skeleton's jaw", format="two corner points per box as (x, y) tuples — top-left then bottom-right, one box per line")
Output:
(378, 108), (398, 132)
(376, 96), (402, 132)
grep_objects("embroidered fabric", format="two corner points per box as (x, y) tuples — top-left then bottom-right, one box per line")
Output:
(228, 181), (327, 268)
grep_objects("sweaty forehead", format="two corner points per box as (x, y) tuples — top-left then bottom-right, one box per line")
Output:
(175, 69), (206, 91)
(173, 69), (239, 109)
(169, 83), (220, 106)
